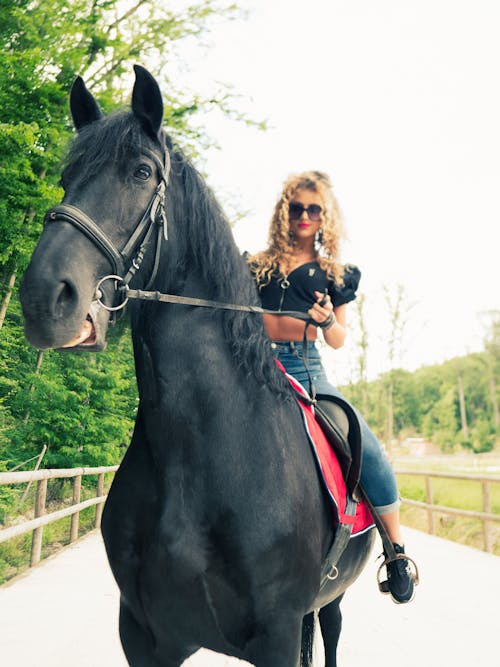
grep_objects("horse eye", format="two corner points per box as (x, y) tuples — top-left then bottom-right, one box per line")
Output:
(134, 164), (152, 181)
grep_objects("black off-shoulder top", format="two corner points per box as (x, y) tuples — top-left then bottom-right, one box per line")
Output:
(256, 262), (361, 313)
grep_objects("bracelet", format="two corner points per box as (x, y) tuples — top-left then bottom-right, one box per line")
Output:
(318, 311), (336, 331)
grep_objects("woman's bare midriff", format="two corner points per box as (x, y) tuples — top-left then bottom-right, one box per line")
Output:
(262, 314), (318, 342)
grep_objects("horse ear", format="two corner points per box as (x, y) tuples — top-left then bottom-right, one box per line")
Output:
(70, 76), (103, 131)
(132, 65), (164, 140)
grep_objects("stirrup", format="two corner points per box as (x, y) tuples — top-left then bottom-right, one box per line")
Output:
(376, 552), (420, 594)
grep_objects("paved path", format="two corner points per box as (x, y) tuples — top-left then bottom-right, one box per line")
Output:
(1, 527), (499, 666)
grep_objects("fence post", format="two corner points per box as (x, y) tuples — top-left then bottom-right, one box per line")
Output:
(30, 478), (48, 566)
(95, 473), (105, 529)
(425, 476), (435, 534)
(69, 475), (82, 542)
(482, 480), (492, 553)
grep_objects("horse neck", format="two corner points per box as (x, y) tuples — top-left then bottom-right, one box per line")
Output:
(130, 277), (261, 477)
(131, 264), (249, 398)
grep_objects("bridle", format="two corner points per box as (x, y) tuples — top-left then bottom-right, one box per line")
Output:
(44, 138), (313, 331)
(44, 143), (171, 312)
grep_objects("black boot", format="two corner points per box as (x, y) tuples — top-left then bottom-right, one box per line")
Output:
(385, 543), (415, 604)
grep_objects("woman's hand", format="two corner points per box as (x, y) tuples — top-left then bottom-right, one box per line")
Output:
(309, 291), (347, 349)
(308, 291), (335, 328)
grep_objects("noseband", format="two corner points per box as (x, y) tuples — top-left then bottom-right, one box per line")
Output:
(44, 143), (171, 306)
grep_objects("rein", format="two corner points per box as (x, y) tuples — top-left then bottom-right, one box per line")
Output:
(97, 282), (311, 322)
(95, 282), (318, 398)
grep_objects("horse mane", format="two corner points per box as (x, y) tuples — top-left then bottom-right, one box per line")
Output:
(166, 138), (292, 399)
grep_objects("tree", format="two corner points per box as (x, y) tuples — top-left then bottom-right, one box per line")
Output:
(383, 283), (413, 453)
(480, 310), (500, 430)
(455, 364), (469, 440)
(353, 293), (369, 416)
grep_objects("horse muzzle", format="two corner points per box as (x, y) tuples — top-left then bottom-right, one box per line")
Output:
(21, 295), (111, 352)
(57, 300), (110, 352)
(19, 259), (112, 352)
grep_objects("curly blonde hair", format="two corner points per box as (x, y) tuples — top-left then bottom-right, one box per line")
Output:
(247, 171), (345, 287)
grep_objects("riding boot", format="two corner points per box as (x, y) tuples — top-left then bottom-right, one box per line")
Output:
(384, 543), (415, 604)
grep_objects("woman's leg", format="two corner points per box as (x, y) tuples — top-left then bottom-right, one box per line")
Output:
(274, 343), (415, 603)
(315, 382), (415, 603)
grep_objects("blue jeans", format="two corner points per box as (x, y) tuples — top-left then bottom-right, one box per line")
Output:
(272, 340), (400, 514)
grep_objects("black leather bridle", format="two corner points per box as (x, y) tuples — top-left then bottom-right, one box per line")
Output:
(44, 140), (315, 339)
(44, 144), (171, 311)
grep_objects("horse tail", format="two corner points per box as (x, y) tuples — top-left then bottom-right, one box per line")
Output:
(300, 611), (315, 667)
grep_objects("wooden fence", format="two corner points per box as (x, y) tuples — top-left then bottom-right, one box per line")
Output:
(395, 468), (500, 553)
(0, 466), (118, 567)
(2, 465), (499, 570)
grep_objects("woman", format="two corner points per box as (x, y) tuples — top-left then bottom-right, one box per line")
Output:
(248, 171), (415, 604)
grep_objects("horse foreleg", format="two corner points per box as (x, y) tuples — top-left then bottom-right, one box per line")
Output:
(318, 595), (344, 667)
(119, 599), (161, 666)
(120, 599), (187, 667)
(246, 614), (304, 667)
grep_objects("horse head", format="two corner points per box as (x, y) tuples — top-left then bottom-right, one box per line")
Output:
(20, 65), (170, 351)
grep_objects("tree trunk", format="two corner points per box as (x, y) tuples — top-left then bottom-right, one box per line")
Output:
(0, 270), (17, 332)
(361, 383), (368, 419)
(486, 352), (500, 427)
(355, 295), (369, 416)
(386, 375), (394, 457)
(457, 371), (469, 439)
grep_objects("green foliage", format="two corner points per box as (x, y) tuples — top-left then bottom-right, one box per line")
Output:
(0, 296), (136, 469)
(341, 349), (500, 453)
(470, 418), (495, 454)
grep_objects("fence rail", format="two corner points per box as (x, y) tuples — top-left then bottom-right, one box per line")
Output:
(0, 466), (118, 566)
(395, 468), (500, 553)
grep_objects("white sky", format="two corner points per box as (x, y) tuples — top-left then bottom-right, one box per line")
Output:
(167, 0), (500, 383)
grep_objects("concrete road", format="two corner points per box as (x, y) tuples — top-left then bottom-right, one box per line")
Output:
(0, 527), (498, 666)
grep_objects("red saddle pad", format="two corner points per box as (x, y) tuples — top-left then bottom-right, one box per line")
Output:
(276, 359), (374, 535)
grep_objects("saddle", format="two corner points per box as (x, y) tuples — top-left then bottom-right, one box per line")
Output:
(276, 365), (374, 587)
(314, 394), (363, 502)
(274, 359), (363, 500)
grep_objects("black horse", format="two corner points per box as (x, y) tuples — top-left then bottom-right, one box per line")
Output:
(20, 66), (375, 667)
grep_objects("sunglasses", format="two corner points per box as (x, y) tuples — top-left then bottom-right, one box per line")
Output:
(288, 202), (323, 222)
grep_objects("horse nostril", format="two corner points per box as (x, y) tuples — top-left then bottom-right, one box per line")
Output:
(54, 281), (75, 318)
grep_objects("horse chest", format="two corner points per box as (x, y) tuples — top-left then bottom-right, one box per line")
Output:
(135, 523), (257, 655)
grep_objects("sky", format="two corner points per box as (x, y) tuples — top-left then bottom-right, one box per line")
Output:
(167, 0), (500, 383)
